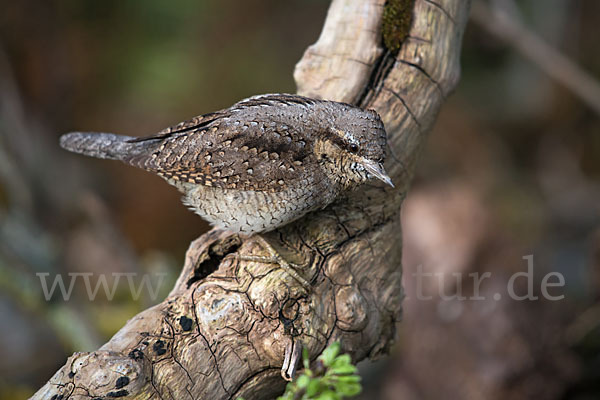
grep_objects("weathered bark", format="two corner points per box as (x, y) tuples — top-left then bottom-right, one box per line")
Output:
(32, 0), (469, 398)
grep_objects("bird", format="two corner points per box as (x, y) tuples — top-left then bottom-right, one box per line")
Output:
(60, 93), (393, 287)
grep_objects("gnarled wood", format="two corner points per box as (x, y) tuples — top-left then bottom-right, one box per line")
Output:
(32, 0), (470, 398)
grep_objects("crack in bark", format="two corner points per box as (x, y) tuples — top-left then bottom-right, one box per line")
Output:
(396, 58), (446, 98)
(383, 86), (423, 130)
(422, 0), (456, 24)
(407, 35), (432, 44)
(197, 329), (230, 396)
(229, 367), (281, 400)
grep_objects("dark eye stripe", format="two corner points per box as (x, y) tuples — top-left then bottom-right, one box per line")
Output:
(323, 128), (363, 153)
(323, 128), (346, 147)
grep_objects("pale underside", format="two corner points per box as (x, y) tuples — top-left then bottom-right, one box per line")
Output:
(171, 176), (338, 234)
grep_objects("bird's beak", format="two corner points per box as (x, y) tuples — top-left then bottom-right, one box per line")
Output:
(362, 160), (394, 188)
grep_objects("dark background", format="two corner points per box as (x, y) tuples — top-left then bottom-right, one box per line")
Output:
(1, 1), (599, 399)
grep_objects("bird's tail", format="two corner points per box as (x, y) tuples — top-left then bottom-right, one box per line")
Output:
(59, 132), (150, 161)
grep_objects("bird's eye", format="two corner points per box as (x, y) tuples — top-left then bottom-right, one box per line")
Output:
(349, 143), (359, 153)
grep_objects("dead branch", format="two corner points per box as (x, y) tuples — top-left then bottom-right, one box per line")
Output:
(32, 0), (469, 398)
(471, 0), (600, 116)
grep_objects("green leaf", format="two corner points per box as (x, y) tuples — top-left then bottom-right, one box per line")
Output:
(319, 342), (340, 366)
(331, 354), (352, 369)
(334, 375), (361, 384)
(306, 377), (323, 397)
(278, 342), (362, 400)
(337, 382), (362, 397)
(303, 347), (311, 370)
(296, 375), (310, 389)
(316, 389), (339, 400)
(329, 364), (356, 375)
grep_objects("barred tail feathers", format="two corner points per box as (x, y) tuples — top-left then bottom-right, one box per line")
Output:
(59, 132), (148, 161)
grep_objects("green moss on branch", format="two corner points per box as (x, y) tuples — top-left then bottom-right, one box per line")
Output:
(382, 0), (414, 53)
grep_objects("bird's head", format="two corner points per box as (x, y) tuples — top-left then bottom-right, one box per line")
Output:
(314, 107), (393, 189)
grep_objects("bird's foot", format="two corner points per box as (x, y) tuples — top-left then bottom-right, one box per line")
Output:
(237, 235), (311, 291)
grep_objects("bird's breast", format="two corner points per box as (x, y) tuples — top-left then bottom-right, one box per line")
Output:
(170, 174), (340, 233)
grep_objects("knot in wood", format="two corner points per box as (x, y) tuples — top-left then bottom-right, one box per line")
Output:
(335, 286), (368, 331)
(280, 298), (300, 322)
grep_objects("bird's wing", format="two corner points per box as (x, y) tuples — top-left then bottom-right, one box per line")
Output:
(124, 95), (316, 192)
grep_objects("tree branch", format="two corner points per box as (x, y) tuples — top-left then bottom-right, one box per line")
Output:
(32, 0), (470, 398)
(471, 0), (600, 116)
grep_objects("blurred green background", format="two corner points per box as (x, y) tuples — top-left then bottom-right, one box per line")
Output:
(1, 0), (599, 399)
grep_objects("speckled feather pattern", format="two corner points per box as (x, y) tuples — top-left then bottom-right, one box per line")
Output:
(60, 94), (389, 234)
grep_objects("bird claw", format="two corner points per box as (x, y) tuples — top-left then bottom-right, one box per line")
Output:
(237, 236), (311, 290)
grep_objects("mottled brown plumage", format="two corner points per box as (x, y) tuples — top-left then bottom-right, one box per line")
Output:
(60, 94), (392, 234)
